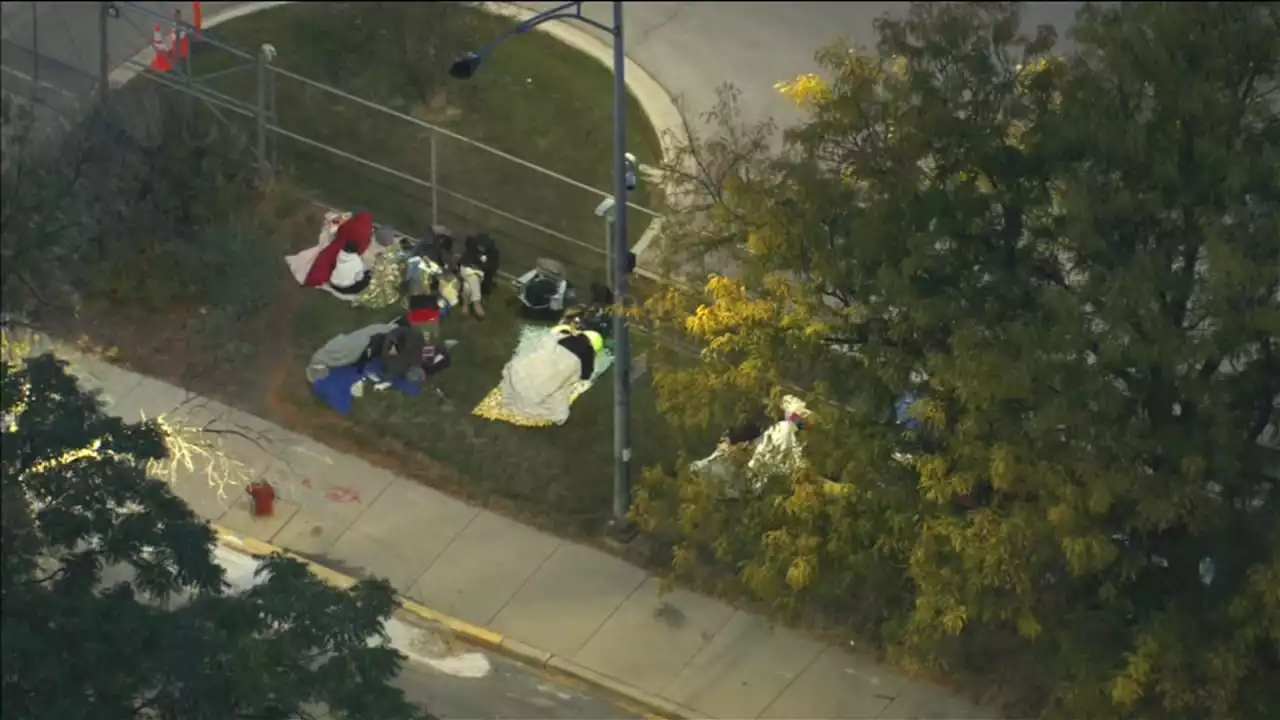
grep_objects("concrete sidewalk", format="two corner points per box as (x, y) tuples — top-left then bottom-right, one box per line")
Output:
(28, 338), (993, 720)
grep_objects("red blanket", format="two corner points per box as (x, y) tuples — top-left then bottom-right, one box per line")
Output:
(303, 211), (375, 287)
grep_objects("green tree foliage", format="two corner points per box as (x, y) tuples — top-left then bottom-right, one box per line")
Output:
(1, 353), (432, 720)
(636, 3), (1280, 718)
(0, 89), (271, 317)
(0, 82), (309, 377)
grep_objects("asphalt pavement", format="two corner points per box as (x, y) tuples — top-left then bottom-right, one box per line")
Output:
(19, 322), (995, 720)
(215, 547), (641, 720)
(390, 629), (641, 719)
(5, 2), (1088, 132)
(0, 1), (241, 113)
(92, 530), (642, 719)
(517, 1), (1085, 131)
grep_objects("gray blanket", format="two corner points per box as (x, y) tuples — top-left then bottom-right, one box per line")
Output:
(306, 322), (399, 382)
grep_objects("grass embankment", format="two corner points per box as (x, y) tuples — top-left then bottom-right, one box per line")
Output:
(110, 2), (703, 535)
(191, 2), (664, 290)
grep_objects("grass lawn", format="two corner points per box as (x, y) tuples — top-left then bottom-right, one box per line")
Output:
(108, 3), (709, 535)
(190, 2), (664, 291)
(269, 271), (699, 535)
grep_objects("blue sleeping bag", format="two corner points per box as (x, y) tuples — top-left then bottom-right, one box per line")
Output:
(311, 358), (421, 416)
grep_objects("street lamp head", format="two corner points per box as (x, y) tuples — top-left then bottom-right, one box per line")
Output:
(623, 153), (639, 191)
(449, 52), (483, 80)
(594, 197), (617, 219)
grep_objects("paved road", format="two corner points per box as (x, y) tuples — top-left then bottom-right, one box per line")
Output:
(518, 1), (1085, 131)
(96, 542), (639, 720)
(0, 1), (239, 117)
(389, 632), (640, 720)
(213, 547), (640, 720)
(4, 1), (1087, 132)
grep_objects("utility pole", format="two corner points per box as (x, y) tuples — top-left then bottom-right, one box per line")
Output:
(607, 0), (634, 538)
(448, 1), (638, 539)
(30, 2), (38, 95)
(97, 2), (110, 106)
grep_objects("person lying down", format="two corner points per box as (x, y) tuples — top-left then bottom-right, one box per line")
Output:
(305, 297), (451, 386)
(492, 326), (606, 426)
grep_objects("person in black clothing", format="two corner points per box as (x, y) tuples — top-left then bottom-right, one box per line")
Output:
(555, 330), (601, 380)
(455, 233), (500, 319)
(354, 325), (426, 382)
(460, 233), (501, 295)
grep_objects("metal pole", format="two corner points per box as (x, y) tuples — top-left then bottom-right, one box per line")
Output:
(268, 65), (279, 167)
(430, 130), (439, 227)
(604, 215), (613, 289)
(174, 9), (190, 84)
(184, 29), (193, 84)
(97, 2), (109, 106)
(256, 44), (269, 177)
(30, 2), (38, 96)
(609, 0), (632, 529)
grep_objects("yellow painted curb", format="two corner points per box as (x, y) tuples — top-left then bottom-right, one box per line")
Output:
(211, 524), (699, 720)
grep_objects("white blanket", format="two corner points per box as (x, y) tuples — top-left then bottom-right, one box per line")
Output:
(690, 419), (806, 497)
(496, 331), (584, 426)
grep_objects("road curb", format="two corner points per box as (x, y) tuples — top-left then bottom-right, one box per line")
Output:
(107, 1), (293, 90)
(480, 2), (689, 169)
(470, 2), (684, 268)
(211, 524), (701, 720)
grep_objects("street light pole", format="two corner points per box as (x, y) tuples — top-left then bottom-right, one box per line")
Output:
(98, 2), (110, 106)
(449, 1), (635, 536)
(608, 0), (633, 534)
(31, 2), (39, 96)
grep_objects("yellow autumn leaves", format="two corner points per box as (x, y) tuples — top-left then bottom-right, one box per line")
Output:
(774, 54), (909, 108)
(684, 275), (777, 345)
(774, 72), (830, 108)
(776, 53), (1057, 151)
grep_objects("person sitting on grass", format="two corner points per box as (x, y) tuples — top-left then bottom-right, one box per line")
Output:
(383, 299), (453, 385)
(457, 233), (501, 320)
(303, 210), (374, 288)
(328, 241), (372, 296)
(395, 291), (464, 347)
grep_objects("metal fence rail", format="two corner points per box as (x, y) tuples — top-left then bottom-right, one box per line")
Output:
(109, 1), (665, 288)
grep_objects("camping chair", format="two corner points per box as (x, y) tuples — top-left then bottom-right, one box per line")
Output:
(514, 258), (578, 320)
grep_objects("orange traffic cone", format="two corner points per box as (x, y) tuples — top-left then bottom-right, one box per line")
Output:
(148, 24), (171, 72)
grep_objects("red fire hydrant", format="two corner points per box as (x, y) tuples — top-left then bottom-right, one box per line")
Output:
(246, 481), (276, 517)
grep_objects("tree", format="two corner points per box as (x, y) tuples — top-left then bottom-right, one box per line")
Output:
(635, 3), (1280, 718)
(1, 353), (432, 720)
(1, 67), (310, 397)
(0, 85), (269, 317)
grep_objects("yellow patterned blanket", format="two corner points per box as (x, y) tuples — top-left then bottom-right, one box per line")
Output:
(472, 326), (613, 427)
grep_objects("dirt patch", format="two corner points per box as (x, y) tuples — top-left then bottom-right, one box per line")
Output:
(50, 271), (292, 419)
